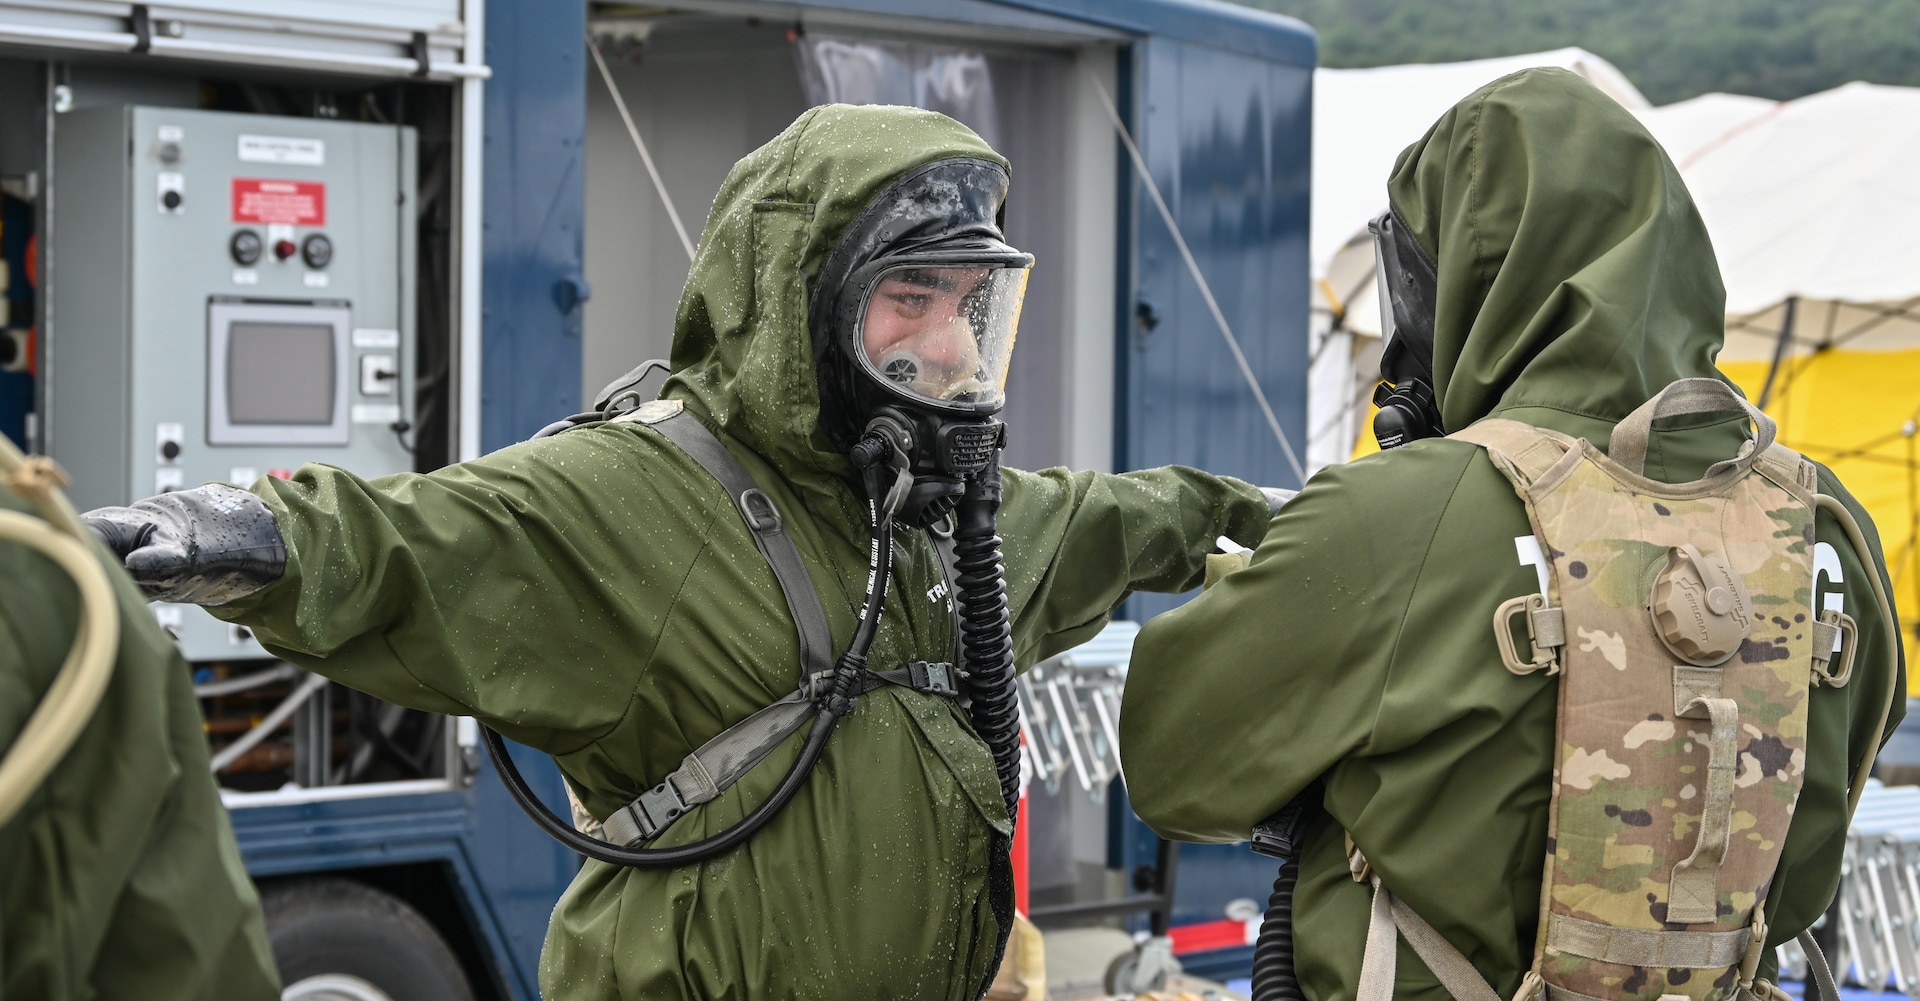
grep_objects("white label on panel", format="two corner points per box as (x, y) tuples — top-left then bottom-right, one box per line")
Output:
(155, 467), (184, 492)
(157, 125), (183, 141)
(238, 134), (325, 165)
(232, 268), (259, 285)
(267, 223), (294, 244)
(353, 328), (401, 349)
(156, 172), (183, 215)
(229, 467), (259, 485)
(352, 404), (401, 425)
(303, 271), (329, 288)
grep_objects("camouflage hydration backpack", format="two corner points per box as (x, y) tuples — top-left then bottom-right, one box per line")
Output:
(1347, 379), (1863, 1001)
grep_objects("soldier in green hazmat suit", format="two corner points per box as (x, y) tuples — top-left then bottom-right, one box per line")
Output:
(1, 458), (280, 998)
(78, 105), (1279, 1000)
(1120, 69), (1906, 1001)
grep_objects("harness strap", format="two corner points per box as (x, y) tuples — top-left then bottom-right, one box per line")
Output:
(1354, 854), (1502, 1001)
(590, 399), (961, 847)
(597, 660), (966, 845)
(1543, 913), (1749, 968)
(620, 400), (836, 686)
(602, 691), (816, 845)
(1449, 419), (1576, 487)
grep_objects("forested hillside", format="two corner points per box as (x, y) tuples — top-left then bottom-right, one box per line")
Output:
(1232, 0), (1920, 103)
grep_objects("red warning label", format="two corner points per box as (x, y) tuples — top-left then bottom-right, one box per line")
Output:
(231, 179), (325, 225)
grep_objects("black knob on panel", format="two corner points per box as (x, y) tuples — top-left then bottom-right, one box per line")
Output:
(230, 230), (263, 266)
(301, 233), (333, 269)
(160, 189), (182, 210)
(160, 440), (181, 461)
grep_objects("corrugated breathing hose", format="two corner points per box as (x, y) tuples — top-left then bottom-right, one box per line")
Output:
(952, 458), (1021, 821)
(1251, 862), (1307, 1001)
(0, 436), (119, 827)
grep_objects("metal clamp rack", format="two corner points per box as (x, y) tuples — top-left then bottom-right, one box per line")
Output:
(1822, 780), (1920, 994)
(1019, 620), (1137, 799)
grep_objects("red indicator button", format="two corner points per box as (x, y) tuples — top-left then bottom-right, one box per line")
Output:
(273, 239), (297, 261)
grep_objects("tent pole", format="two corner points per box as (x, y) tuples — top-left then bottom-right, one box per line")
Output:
(1757, 295), (1799, 409)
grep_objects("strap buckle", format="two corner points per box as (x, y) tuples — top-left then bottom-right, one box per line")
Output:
(1811, 607), (1857, 688)
(908, 660), (958, 697)
(626, 779), (690, 841)
(738, 488), (781, 534)
(1493, 593), (1563, 675)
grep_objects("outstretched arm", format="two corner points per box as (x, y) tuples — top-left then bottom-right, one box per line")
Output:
(995, 464), (1275, 668)
(82, 428), (684, 751)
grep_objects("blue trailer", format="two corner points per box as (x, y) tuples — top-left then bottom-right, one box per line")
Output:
(5, 0), (1313, 995)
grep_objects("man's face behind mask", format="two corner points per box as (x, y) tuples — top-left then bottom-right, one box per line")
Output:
(858, 264), (1026, 410)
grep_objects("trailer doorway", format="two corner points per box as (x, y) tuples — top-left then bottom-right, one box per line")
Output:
(582, 8), (1122, 473)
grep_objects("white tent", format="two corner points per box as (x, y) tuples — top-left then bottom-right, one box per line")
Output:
(1630, 91), (1777, 170)
(1306, 49), (1648, 469)
(1308, 71), (1920, 645)
(1655, 83), (1920, 643)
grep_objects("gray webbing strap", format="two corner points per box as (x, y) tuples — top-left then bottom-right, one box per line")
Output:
(601, 692), (817, 846)
(1354, 853), (1503, 1001)
(1800, 929), (1841, 1001)
(589, 399), (836, 846)
(593, 400), (961, 846)
(1544, 912), (1749, 968)
(633, 403), (835, 686)
(1608, 378), (1776, 479)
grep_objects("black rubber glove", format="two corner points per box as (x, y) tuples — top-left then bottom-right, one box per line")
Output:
(81, 484), (287, 604)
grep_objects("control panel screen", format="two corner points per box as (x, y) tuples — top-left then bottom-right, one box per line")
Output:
(228, 322), (336, 424)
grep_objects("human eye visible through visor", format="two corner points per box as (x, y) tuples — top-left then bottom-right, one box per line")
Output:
(859, 264), (1028, 407)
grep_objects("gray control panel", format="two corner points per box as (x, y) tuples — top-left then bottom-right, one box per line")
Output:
(47, 106), (417, 661)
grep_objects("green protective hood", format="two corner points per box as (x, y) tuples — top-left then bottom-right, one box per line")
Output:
(1387, 68), (1731, 437)
(658, 104), (1008, 502)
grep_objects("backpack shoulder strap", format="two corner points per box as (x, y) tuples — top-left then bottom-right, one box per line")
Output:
(1448, 418), (1579, 489)
(616, 399), (835, 689)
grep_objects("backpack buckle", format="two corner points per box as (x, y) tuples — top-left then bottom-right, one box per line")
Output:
(907, 660), (958, 697)
(1494, 593), (1563, 675)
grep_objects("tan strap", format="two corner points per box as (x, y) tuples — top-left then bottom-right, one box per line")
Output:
(1669, 694), (1740, 922)
(1449, 419), (1577, 486)
(1755, 442), (1818, 496)
(1356, 870), (1398, 1001)
(1544, 912), (1749, 968)
(1356, 862), (1503, 1001)
(1608, 378), (1775, 479)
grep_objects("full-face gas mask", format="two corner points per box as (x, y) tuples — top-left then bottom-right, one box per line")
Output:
(1368, 208), (1446, 449)
(813, 158), (1034, 527)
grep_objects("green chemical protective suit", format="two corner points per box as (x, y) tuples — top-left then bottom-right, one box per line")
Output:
(0, 487), (280, 999)
(202, 105), (1272, 1000)
(1120, 69), (1906, 1001)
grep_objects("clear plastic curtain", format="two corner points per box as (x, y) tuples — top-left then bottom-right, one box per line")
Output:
(794, 34), (1001, 150)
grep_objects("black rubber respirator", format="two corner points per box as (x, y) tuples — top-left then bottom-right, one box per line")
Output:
(1368, 208), (1446, 449)
(813, 158), (1033, 527)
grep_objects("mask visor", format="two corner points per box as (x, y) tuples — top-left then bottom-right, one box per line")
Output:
(859, 263), (1029, 409)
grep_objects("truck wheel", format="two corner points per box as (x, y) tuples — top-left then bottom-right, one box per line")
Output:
(263, 878), (476, 1001)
